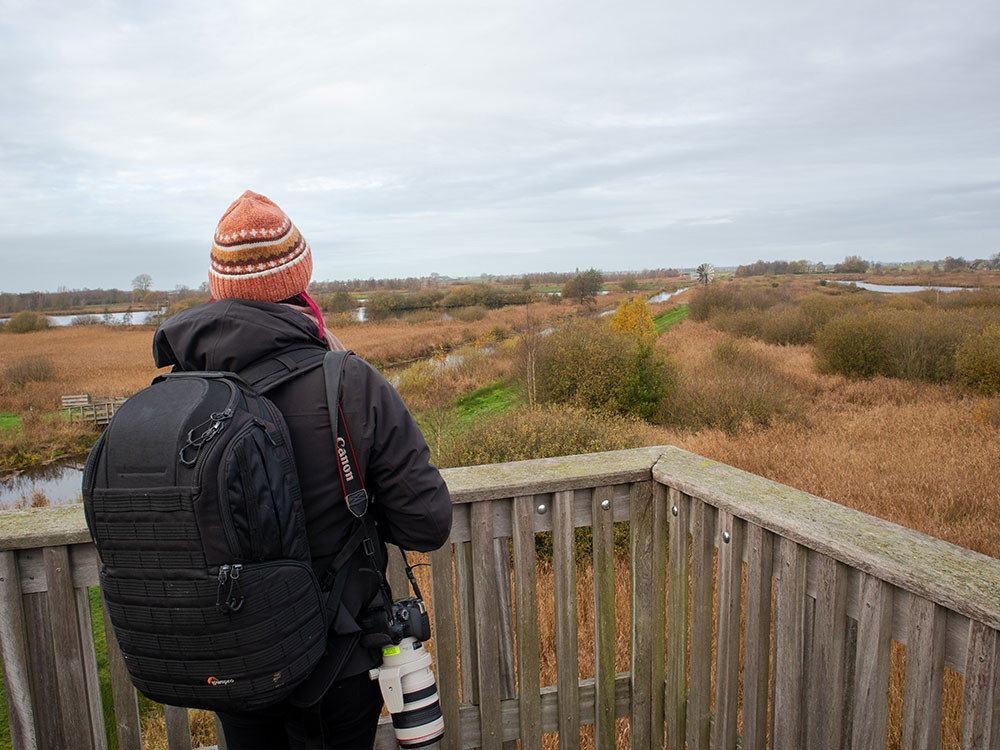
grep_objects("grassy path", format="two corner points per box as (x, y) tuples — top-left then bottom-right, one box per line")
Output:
(653, 303), (688, 333)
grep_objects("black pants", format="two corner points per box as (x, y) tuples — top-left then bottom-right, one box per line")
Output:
(216, 671), (384, 750)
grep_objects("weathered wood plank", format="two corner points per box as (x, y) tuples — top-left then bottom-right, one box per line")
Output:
(430, 544), (462, 750)
(511, 495), (542, 750)
(773, 537), (807, 750)
(24, 592), (63, 748)
(590, 485), (615, 750)
(961, 621), (999, 750)
(713, 513), (744, 750)
(650, 482), (667, 750)
(164, 705), (192, 750)
(651, 448), (1000, 632)
(552, 489), (580, 750)
(0, 550), (37, 750)
(493, 535), (517, 750)
(665, 488), (690, 750)
(902, 596), (946, 750)
(440, 447), (666, 504)
(75, 587), (108, 750)
(743, 523), (773, 750)
(630, 481), (654, 750)
(807, 554), (848, 750)
(687, 499), (715, 750)
(43, 545), (94, 750)
(470, 501), (502, 749)
(852, 574), (894, 750)
(454, 541), (479, 704)
(100, 594), (142, 750)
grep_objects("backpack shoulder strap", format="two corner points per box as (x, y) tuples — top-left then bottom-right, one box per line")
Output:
(241, 348), (328, 394)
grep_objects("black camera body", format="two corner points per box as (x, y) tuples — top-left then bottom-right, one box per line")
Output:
(387, 596), (431, 643)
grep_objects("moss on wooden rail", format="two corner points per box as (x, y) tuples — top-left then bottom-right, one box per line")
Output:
(652, 445), (1000, 631)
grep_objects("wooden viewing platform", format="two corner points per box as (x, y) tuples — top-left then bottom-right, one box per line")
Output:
(59, 395), (127, 427)
(0, 446), (998, 749)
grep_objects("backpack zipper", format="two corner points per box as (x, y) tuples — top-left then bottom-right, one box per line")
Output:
(235, 443), (263, 560)
(215, 563), (244, 613)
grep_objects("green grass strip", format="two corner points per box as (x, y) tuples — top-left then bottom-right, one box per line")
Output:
(0, 414), (20, 433)
(453, 381), (520, 422)
(653, 304), (689, 334)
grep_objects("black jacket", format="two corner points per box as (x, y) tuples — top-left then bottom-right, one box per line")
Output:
(152, 299), (452, 679)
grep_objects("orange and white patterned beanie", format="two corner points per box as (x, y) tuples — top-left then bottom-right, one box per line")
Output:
(209, 190), (313, 303)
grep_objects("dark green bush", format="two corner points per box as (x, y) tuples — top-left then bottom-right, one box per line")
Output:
(956, 324), (1000, 395)
(4, 311), (50, 333)
(535, 319), (674, 419)
(322, 291), (356, 313)
(814, 312), (892, 378)
(3, 355), (55, 388)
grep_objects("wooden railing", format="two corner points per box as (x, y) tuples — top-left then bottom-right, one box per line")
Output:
(1, 446), (998, 749)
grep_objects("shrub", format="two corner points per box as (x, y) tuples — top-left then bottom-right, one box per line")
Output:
(688, 283), (785, 322)
(659, 341), (799, 433)
(759, 307), (813, 345)
(535, 319), (674, 419)
(322, 291), (356, 313)
(3, 355), (56, 388)
(5, 311), (51, 333)
(814, 312), (892, 378)
(709, 308), (765, 339)
(439, 405), (655, 468)
(611, 297), (656, 343)
(449, 306), (487, 322)
(956, 324), (1000, 395)
(71, 314), (104, 326)
(882, 309), (966, 383)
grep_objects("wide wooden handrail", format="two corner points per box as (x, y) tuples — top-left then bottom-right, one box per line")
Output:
(1, 445), (998, 750)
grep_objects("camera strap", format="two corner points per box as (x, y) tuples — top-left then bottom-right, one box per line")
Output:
(321, 352), (388, 596)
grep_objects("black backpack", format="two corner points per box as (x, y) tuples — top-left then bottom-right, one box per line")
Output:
(83, 349), (376, 712)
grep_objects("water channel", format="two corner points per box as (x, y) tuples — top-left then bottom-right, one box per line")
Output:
(0, 456), (87, 509)
(828, 281), (974, 294)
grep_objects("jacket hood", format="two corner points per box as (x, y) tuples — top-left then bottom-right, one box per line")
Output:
(153, 299), (325, 372)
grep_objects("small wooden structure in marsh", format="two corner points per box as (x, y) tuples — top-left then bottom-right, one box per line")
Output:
(59, 395), (127, 427)
(0, 446), (998, 749)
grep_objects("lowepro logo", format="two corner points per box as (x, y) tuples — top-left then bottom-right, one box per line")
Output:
(337, 437), (355, 482)
(207, 676), (235, 686)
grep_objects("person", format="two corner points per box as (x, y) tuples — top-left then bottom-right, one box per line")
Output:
(151, 190), (453, 749)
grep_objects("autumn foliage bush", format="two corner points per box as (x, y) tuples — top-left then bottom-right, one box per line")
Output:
(534, 318), (674, 419)
(956, 324), (1000, 395)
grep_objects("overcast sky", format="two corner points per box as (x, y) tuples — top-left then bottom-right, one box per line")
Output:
(1, 0), (998, 293)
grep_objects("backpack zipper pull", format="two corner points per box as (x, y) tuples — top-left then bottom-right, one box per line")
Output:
(216, 565), (231, 612)
(226, 564), (245, 612)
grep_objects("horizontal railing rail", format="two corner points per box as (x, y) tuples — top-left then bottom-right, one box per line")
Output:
(1, 446), (998, 749)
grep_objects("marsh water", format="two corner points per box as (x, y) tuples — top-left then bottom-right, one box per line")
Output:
(0, 456), (87, 509)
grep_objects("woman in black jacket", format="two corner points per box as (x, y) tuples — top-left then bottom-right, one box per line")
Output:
(153, 190), (453, 749)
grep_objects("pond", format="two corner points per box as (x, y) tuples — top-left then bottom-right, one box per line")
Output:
(827, 281), (975, 294)
(0, 455), (86, 509)
(47, 309), (163, 326)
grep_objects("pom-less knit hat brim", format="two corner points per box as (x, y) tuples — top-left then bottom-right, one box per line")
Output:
(209, 190), (313, 303)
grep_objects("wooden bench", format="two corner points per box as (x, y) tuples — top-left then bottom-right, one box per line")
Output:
(60, 395), (91, 408)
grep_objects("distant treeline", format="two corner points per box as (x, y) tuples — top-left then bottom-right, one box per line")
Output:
(310, 268), (681, 293)
(0, 289), (134, 315)
(736, 255), (1000, 278)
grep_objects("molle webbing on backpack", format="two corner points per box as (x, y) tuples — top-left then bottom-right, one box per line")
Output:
(84, 347), (364, 713)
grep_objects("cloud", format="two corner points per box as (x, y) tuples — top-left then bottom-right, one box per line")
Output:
(1, 0), (998, 291)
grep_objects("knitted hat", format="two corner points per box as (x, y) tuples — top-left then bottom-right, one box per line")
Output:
(209, 190), (313, 303)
